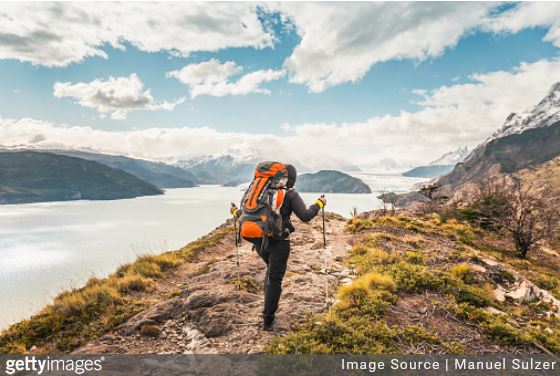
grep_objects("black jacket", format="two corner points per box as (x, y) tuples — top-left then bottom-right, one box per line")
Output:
(280, 188), (321, 224)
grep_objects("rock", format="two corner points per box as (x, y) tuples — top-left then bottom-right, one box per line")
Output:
(470, 264), (487, 273)
(493, 285), (507, 303)
(30, 345), (37, 351)
(310, 241), (323, 250)
(340, 277), (353, 285)
(484, 307), (506, 315)
(480, 257), (499, 267)
(334, 270), (350, 278)
(505, 281), (536, 302)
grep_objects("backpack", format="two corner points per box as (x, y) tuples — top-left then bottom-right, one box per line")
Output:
(238, 161), (288, 246)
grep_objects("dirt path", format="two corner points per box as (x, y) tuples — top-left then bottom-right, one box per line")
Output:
(75, 214), (353, 354)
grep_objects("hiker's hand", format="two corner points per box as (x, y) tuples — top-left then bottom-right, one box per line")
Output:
(316, 195), (327, 208)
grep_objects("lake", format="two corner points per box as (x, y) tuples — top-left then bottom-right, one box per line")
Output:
(0, 174), (427, 329)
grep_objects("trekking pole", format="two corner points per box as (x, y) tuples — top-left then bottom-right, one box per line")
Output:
(232, 203), (241, 292)
(321, 194), (327, 248)
(321, 195), (328, 307)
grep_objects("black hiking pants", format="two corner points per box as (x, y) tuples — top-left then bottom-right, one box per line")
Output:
(251, 238), (291, 323)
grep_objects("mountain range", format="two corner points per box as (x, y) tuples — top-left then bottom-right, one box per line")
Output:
(49, 150), (198, 189)
(0, 151), (163, 204)
(436, 82), (560, 199)
(176, 154), (256, 185)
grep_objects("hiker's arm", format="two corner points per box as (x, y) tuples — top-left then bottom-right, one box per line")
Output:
(290, 192), (323, 223)
(230, 204), (241, 218)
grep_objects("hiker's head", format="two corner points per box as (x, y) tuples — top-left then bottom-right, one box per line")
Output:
(285, 164), (297, 188)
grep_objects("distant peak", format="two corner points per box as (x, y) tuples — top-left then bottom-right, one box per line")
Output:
(485, 82), (560, 143)
(549, 82), (560, 94)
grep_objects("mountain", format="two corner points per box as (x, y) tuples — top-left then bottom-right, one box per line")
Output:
(402, 146), (469, 178)
(429, 146), (470, 166)
(177, 154), (256, 185)
(296, 170), (371, 193)
(402, 164), (456, 178)
(437, 83), (560, 198)
(49, 150), (197, 189)
(0, 151), (163, 204)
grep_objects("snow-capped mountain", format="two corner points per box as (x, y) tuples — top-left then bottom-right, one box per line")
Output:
(402, 147), (469, 178)
(428, 146), (470, 166)
(436, 82), (560, 196)
(176, 153), (259, 185)
(486, 82), (560, 144)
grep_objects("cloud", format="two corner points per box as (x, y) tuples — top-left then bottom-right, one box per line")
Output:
(0, 2), (273, 67)
(281, 58), (560, 166)
(53, 74), (184, 119)
(3, 2), (560, 96)
(4, 59), (560, 169)
(269, 2), (496, 92)
(167, 59), (285, 98)
(484, 2), (560, 47)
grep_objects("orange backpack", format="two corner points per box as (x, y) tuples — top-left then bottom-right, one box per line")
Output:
(239, 161), (288, 243)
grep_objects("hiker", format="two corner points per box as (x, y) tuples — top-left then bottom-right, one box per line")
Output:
(230, 162), (327, 331)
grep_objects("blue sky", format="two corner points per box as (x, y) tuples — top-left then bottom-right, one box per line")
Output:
(1, 2), (560, 168)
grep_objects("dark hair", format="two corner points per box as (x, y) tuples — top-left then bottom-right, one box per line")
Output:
(285, 164), (297, 188)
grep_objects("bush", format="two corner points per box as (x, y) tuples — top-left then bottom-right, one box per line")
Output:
(404, 251), (426, 265)
(450, 264), (476, 284)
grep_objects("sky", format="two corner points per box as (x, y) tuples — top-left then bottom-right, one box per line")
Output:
(1, 2), (560, 170)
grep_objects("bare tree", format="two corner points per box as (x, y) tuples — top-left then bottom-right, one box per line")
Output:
(471, 179), (559, 258)
(377, 191), (388, 215)
(418, 183), (449, 213)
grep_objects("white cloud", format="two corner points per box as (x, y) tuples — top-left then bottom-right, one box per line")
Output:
(3, 2), (560, 96)
(0, 2), (273, 67)
(53, 74), (184, 119)
(167, 59), (285, 98)
(269, 2), (496, 92)
(281, 58), (560, 166)
(3, 59), (560, 169)
(484, 2), (560, 47)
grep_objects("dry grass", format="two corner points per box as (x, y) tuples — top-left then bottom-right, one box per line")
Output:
(0, 224), (233, 354)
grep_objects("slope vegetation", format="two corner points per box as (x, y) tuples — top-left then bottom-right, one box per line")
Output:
(2, 212), (560, 355)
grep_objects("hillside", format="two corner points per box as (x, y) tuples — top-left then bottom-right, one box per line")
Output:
(437, 83), (560, 198)
(402, 164), (455, 178)
(0, 151), (163, 204)
(403, 147), (469, 178)
(2, 212), (559, 354)
(297, 170), (372, 193)
(50, 150), (198, 189)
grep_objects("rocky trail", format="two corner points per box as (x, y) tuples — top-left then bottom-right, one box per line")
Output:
(75, 213), (353, 354)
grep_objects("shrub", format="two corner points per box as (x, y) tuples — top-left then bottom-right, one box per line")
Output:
(450, 264), (476, 284)
(404, 251), (426, 265)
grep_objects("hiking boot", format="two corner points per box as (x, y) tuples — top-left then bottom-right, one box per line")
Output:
(262, 317), (276, 332)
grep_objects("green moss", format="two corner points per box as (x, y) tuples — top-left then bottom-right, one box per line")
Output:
(230, 276), (261, 294)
